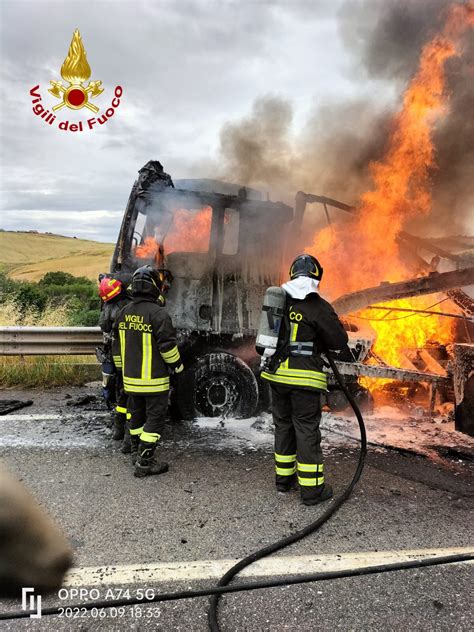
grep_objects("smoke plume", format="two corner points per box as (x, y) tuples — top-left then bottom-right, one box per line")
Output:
(217, 0), (473, 237)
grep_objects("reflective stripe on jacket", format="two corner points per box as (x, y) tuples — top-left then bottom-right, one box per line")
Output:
(115, 296), (182, 395)
(261, 292), (348, 392)
(99, 294), (131, 369)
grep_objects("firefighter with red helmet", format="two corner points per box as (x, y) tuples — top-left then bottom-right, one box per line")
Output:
(115, 265), (182, 478)
(98, 274), (132, 451)
(260, 254), (348, 505)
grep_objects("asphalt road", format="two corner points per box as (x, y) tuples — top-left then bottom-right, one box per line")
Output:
(0, 386), (472, 631)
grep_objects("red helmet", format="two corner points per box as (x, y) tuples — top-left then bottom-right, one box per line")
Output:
(99, 277), (122, 302)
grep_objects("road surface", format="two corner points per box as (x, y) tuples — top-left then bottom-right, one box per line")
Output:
(0, 384), (472, 630)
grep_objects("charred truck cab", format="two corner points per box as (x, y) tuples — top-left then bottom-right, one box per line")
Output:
(111, 161), (298, 418)
(111, 162), (467, 419)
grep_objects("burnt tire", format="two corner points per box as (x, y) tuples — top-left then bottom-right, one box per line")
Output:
(191, 352), (258, 418)
(326, 386), (374, 413)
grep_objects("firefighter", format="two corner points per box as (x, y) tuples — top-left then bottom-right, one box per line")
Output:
(260, 254), (348, 506)
(115, 265), (183, 478)
(98, 274), (132, 452)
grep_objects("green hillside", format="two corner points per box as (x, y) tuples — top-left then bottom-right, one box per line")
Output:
(0, 231), (114, 281)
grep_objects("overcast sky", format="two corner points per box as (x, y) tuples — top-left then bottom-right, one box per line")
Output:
(0, 0), (389, 243)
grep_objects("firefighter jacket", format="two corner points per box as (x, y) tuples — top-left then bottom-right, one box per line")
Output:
(261, 292), (348, 392)
(99, 294), (130, 335)
(99, 293), (131, 368)
(114, 296), (183, 395)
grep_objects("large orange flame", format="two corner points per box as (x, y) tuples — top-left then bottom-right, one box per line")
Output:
(135, 206), (212, 261)
(306, 2), (472, 374)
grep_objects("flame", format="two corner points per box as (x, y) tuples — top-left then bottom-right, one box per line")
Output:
(164, 206), (212, 253)
(135, 206), (212, 261)
(306, 2), (472, 374)
(359, 296), (455, 367)
(60, 29), (91, 85)
(135, 237), (159, 260)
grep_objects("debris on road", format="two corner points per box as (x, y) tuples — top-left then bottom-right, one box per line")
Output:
(0, 399), (33, 415)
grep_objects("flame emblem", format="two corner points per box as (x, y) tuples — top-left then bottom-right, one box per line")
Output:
(48, 29), (103, 112)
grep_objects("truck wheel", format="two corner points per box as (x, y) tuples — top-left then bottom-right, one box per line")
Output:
(192, 352), (259, 418)
(325, 389), (349, 412)
(326, 386), (374, 413)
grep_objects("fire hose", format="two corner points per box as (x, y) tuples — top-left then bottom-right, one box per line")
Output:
(207, 350), (367, 630)
(1, 352), (472, 623)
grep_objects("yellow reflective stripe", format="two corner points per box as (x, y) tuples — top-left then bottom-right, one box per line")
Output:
(174, 364), (184, 374)
(297, 463), (324, 473)
(163, 353), (181, 364)
(268, 368), (327, 383)
(119, 329), (126, 371)
(116, 406), (127, 414)
(141, 332), (152, 380)
(275, 453), (296, 463)
(276, 466), (296, 476)
(161, 345), (179, 359)
(126, 413), (131, 420)
(261, 373), (327, 390)
(161, 345), (181, 363)
(290, 322), (299, 342)
(124, 384), (169, 393)
(129, 426), (144, 436)
(281, 376), (326, 386)
(277, 367), (326, 378)
(113, 355), (122, 367)
(298, 476), (325, 486)
(140, 431), (160, 443)
(124, 376), (169, 385)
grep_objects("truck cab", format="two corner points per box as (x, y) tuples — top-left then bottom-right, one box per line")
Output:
(111, 165), (297, 417)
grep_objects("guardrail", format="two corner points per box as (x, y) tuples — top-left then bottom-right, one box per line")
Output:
(0, 327), (451, 387)
(0, 327), (103, 356)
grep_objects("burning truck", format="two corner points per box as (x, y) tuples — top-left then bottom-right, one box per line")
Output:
(110, 161), (473, 424)
(106, 3), (474, 427)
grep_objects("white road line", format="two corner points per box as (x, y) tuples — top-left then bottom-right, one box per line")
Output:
(64, 547), (472, 587)
(3, 413), (109, 421)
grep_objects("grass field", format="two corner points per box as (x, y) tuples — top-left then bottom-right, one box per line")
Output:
(0, 299), (100, 387)
(0, 231), (114, 281)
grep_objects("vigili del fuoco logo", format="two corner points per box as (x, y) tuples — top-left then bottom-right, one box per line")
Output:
(29, 29), (123, 132)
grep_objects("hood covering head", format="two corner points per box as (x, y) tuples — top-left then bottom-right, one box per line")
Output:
(281, 277), (320, 300)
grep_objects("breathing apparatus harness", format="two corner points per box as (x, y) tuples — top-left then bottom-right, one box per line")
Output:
(264, 299), (291, 374)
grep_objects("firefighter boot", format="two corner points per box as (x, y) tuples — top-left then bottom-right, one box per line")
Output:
(121, 428), (131, 454)
(134, 441), (169, 478)
(121, 420), (132, 454)
(130, 435), (140, 464)
(276, 473), (297, 493)
(112, 413), (126, 441)
(301, 483), (333, 506)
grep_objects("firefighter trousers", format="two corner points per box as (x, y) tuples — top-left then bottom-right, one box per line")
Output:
(115, 370), (128, 429)
(127, 392), (169, 445)
(270, 384), (325, 500)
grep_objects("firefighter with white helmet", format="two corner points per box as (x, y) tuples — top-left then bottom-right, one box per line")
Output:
(258, 254), (348, 505)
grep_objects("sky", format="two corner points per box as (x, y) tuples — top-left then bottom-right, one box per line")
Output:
(1, 0), (394, 243)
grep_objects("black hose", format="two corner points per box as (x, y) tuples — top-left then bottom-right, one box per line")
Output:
(207, 352), (368, 631)
(1, 553), (471, 620)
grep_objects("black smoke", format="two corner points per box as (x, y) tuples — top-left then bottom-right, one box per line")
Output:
(217, 0), (473, 236)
